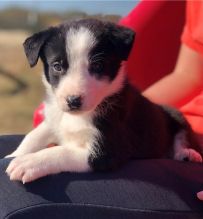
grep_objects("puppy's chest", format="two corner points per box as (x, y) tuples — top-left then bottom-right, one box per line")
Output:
(57, 113), (99, 148)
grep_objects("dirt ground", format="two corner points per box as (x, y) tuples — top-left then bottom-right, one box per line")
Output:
(0, 30), (44, 134)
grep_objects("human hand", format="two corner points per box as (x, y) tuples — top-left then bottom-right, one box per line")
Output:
(197, 191), (203, 200)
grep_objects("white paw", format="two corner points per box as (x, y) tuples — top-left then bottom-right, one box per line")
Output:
(174, 148), (202, 163)
(6, 153), (52, 183)
(5, 151), (23, 158)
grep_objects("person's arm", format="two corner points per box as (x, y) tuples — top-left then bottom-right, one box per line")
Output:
(143, 44), (203, 108)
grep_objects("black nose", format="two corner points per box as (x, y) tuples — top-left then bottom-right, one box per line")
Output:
(66, 95), (82, 110)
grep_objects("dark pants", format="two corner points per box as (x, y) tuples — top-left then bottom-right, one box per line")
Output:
(0, 135), (203, 219)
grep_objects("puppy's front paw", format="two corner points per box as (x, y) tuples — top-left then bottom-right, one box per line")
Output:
(6, 153), (51, 183)
(5, 151), (22, 158)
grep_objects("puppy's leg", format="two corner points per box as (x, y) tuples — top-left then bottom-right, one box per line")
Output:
(173, 131), (202, 162)
(6, 122), (55, 157)
(6, 145), (91, 183)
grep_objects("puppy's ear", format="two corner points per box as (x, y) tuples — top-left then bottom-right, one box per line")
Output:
(106, 23), (135, 60)
(23, 28), (53, 67)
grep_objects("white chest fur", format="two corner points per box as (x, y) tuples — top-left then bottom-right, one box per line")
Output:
(58, 112), (99, 148)
(44, 100), (100, 150)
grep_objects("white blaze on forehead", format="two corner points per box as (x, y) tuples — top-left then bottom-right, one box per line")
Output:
(54, 25), (125, 113)
(66, 27), (96, 64)
(58, 26), (97, 98)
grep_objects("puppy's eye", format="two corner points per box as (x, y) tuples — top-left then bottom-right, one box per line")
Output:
(89, 62), (104, 74)
(53, 63), (62, 72)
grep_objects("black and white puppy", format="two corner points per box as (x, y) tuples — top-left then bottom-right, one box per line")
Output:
(6, 19), (202, 183)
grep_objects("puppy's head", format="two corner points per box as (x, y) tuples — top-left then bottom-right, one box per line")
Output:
(24, 19), (135, 114)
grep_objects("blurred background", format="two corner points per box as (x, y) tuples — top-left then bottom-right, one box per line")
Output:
(0, 0), (138, 134)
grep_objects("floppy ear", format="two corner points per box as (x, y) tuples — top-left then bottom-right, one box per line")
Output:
(105, 23), (135, 60)
(23, 28), (52, 67)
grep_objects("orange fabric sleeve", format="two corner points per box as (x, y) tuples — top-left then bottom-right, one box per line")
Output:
(180, 1), (203, 136)
(181, 1), (203, 57)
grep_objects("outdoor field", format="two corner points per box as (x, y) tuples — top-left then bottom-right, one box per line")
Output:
(0, 29), (44, 134)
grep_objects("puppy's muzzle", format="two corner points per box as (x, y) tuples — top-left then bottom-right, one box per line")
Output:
(66, 95), (82, 111)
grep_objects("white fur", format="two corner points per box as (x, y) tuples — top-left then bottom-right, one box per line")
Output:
(6, 27), (124, 183)
(6, 146), (91, 184)
(173, 131), (202, 162)
(6, 25), (202, 183)
(55, 26), (125, 113)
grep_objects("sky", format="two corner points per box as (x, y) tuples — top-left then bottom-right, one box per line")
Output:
(0, 1), (139, 16)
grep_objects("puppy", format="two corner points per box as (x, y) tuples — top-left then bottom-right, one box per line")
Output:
(6, 19), (202, 183)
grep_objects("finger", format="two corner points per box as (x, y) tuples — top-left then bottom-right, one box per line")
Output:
(197, 191), (203, 200)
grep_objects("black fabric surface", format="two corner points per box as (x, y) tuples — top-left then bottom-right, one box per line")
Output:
(0, 135), (203, 218)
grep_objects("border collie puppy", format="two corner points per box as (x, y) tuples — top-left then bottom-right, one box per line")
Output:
(6, 19), (202, 183)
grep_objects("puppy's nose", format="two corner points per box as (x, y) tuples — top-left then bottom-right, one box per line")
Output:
(66, 95), (82, 110)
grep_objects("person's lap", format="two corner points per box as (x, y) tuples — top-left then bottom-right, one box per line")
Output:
(0, 135), (203, 219)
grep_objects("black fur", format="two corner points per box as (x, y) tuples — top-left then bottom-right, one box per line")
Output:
(23, 19), (201, 172)
(24, 27), (68, 86)
(89, 83), (200, 171)
(23, 19), (135, 85)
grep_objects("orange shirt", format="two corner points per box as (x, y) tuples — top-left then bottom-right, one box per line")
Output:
(180, 1), (203, 136)
(181, 1), (203, 57)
